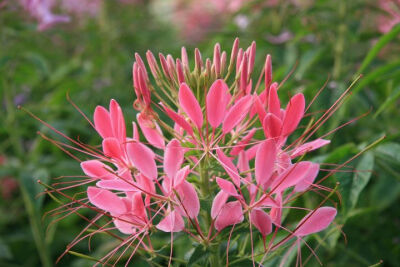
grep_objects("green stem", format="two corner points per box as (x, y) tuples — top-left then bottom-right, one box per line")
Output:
(209, 243), (221, 267)
(199, 154), (210, 197)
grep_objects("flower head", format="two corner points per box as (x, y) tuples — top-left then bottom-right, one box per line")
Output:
(43, 39), (344, 266)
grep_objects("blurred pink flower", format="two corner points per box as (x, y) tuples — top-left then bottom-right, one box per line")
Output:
(20, 0), (70, 31)
(61, 0), (102, 18)
(378, 0), (400, 33)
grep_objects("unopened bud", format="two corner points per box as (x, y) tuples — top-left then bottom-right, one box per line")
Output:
(213, 43), (221, 77)
(194, 48), (203, 74)
(230, 37), (240, 69)
(176, 59), (185, 84)
(236, 48), (244, 74)
(265, 54), (272, 89)
(146, 50), (160, 79)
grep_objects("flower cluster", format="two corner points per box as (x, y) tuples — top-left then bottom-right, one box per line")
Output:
(49, 39), (339, 265)
(377, 0), (400, 33)
(17, 0), (138, 31)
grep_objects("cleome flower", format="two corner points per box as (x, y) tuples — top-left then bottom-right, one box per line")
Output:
(42, 39), (346, 266)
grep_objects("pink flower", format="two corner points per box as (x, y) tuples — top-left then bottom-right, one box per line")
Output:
(20, 0), (70, 31)
(61, 0), (102, 18)
(378, 0), (400, 33)
(43, 39), (344, 266)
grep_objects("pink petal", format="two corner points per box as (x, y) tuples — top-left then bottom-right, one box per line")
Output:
(281, 93), (305, 136)
(294, 163), (319, 192)
(290, 139), (331, 159)
(94, 106), (113, 138)
(109, 99), (126, 143)
(179, 83), (203, 129)
(132, 122), (140, 141)
(113, 214), (136, 234)
(87, 186), (126, 214)
(137, 113), (165, 149)
(156, 210), (185, 232)
(211, 191), (229, 219)
(164, 139), (184, 179)
(267, 83), (280, 117)
(253, 94), (267, 124)
(131, 192), (147, 224)
(250, 209), (272, 237)
(127, 142), (157, 180)
(102, 137), (124, 160)
(230, 128), (256, 156)
(215, 201), (244, 231)
(176, 181), (200, 218)
(271, 161), (313, 193)
(174, 166), (190, 188)
(161, 103), (194, 136)
(263, 113), (282, 139)
(96, 180), (136, 191)
(81, 160), (114, 180)
(223, 95), (253, 134)
(216, 177), (239, 197)
(245, 143), (260, 160)
(135, 173), (156, 197)
(295, 207), (337, 237)
(216, 149), (241, 187)
(206, 79), (230, 128)
(255, 139), (276, 186)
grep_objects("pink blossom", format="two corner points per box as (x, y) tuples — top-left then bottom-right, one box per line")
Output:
(43, 39), (344, 266)
(20, 0), (70, 31)
(378, 0), (400, 33)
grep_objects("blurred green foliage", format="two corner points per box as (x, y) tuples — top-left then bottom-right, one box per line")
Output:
(0, 0), (399, 266)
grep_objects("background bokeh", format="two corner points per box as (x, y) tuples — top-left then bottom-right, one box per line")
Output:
(1, 0), (400, 266)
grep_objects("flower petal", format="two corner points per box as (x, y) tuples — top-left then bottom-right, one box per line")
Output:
(215, 201), (244, 231)
(137, 113), (165, 149)
(216, 149), (241, 187)
(179, 83), (203, 129)
(164, 139), (184, 179)
(102, 137), (124, 160)
(267, 83), (280, 117)
(206, 79), (230, 128)
(109, 99), (126, 143)
(295, 207), (337, 237)
(94, 106), (113, 138)
(294, 163), (319, 192)
(176, 181), (200, 218)
(81, 160), (114, 180)
(290, 139), (331, 159)
(281, 93), (305, 136)
(216, 177), (239, 197)
(211, 190), (229, 219)
(250, 209), (272, 237)
(271, 161), (312, 193)
(87, 186), (126, 214)
(127, 142), (157, 180)
(262, 113), (282, 139)
(223, 95), (253, 134)
(156, 210), (185, 232)
(255, 139), (276, 186)
(161, 103), (194, 136)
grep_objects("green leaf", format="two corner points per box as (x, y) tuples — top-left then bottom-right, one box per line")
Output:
(357, 24), (400, 75)
(375, 142), (400, 165)
(349, 152), (374, 211)
(374, 86), (400, 118)
(0, 239), (12, 260)
(187, 245), (209, 266)
(352, 59), (400, 96)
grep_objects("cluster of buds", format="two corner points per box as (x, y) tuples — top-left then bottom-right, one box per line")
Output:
(48, 39), (340, 266)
